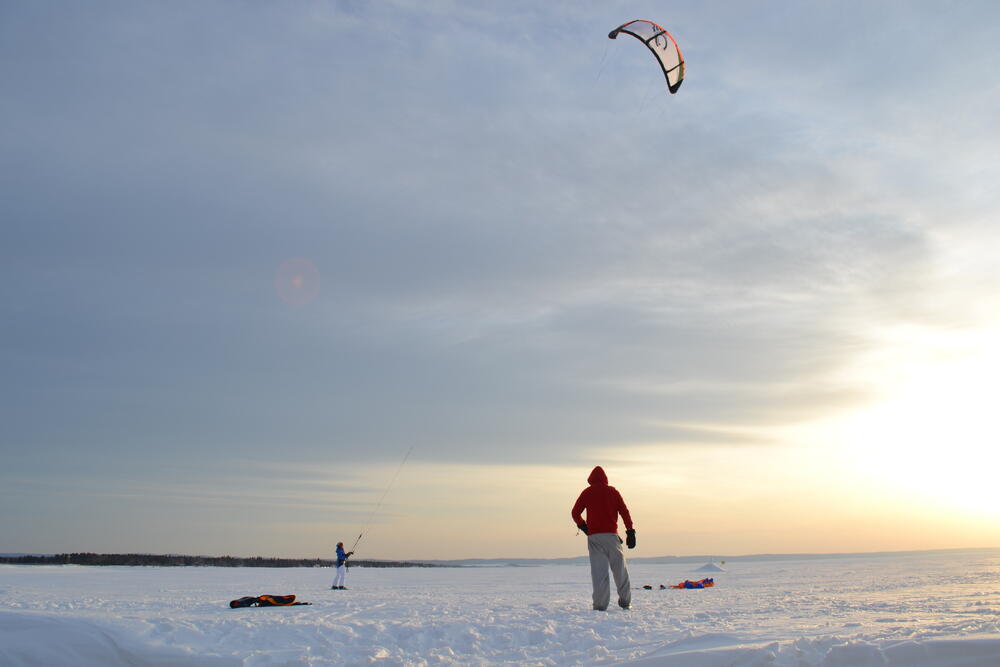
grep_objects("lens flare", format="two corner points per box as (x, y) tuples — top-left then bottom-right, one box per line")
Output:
(275, 258), (320, 307)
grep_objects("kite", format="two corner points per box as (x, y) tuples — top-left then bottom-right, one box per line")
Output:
(229, 594), (311, 608)
(608, 20), (685, 94)
(671, 578), (715, 589)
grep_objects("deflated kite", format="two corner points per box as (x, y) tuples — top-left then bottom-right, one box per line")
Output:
(608, 20), (685, 94)
(671, 578), (715, 589)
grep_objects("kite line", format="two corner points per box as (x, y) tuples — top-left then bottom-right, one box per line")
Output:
(350, 445), (414, 554)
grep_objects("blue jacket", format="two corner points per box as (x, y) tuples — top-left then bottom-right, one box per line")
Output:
(336, 545), (349, 567)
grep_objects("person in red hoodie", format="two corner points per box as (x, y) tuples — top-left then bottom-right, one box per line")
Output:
(571, 466), (636, 610)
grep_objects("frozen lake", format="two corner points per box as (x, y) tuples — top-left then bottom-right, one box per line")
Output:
(1, 549), (998, 665)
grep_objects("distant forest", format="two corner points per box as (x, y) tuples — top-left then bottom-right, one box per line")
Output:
(0, 553), (449, 568)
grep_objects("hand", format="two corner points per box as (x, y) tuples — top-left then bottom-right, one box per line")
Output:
(577, 522), (588, 535)
(626, 529), (636, 549)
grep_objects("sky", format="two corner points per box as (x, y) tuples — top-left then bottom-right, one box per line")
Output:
(2, 1), (999, 560)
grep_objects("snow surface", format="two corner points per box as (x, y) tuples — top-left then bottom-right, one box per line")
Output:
(1, 549), (998, 666)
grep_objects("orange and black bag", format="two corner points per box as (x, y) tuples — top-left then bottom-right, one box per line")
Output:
(229, 594), (311, 608)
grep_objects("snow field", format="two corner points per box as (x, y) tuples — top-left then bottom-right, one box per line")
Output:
(1, 549), (998, 665)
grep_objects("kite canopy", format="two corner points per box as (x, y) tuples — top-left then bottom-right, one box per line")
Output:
(608, 20), (685, 94)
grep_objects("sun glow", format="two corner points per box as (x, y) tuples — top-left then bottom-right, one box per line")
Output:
(835, 328), (1000, 519)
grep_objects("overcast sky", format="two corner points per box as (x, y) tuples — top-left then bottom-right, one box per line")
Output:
(3, 1), (999, 559)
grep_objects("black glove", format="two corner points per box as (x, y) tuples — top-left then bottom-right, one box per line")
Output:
(577, 522), (588, 535)
(626, 529), (636, 549)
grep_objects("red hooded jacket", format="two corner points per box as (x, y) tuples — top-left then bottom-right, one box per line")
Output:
(571, 466), (634, 535)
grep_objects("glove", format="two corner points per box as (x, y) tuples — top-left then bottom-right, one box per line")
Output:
(577, 522), (588, 535)
(626, 529), (636, 549)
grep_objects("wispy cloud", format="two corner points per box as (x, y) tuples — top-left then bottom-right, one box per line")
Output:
(3, 1), (999, 556)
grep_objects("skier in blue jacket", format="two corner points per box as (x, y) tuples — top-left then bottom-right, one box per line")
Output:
(331, 542), (354, 590)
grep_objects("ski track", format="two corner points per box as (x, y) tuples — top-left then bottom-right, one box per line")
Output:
(0, 550), (998, 666)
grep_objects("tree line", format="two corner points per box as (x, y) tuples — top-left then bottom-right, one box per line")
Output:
(0, 553), (449, 568)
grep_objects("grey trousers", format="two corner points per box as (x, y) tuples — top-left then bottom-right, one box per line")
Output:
(588, 533), (631, 610)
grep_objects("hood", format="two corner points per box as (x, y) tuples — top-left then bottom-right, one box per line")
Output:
(587, 466), (609, 486)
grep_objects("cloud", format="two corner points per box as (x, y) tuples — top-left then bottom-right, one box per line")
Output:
(3, 2), (1000, 555)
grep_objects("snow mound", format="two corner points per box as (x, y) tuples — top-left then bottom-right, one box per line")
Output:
(622, 636), (1000, 666)
(694, 562), (726, 572)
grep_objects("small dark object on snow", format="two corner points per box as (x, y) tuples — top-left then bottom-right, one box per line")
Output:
(229, 594), (311, 608)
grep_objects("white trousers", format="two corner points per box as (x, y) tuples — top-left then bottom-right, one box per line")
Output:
(588, 533), (631, 610)
(332, 564), (346, 587)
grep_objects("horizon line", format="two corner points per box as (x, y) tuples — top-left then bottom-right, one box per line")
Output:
(4, 545), (997, 563)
